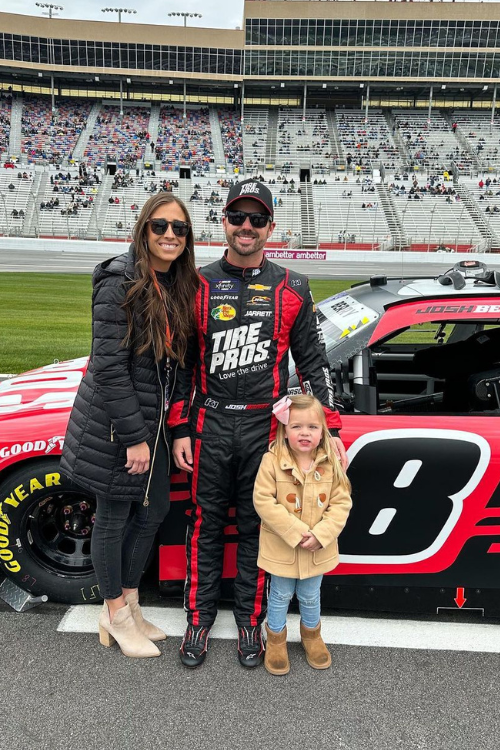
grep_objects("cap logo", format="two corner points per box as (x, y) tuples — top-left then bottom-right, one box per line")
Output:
(240, 182), (260, 195)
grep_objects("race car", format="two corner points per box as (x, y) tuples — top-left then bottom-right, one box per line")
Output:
(2, 259), (500, 616)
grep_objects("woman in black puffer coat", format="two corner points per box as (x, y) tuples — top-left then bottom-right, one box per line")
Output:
(61, 193), (198, 657)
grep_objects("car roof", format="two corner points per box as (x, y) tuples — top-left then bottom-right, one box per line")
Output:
(315, 272), (500, 367)
(343, 275), (500, 314)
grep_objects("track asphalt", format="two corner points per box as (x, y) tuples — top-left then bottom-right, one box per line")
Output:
(2, 592), (500, 750)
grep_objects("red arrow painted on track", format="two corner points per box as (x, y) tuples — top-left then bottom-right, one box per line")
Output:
(454, 587), (467, 608)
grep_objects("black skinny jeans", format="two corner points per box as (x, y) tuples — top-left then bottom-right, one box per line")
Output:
(91, 443), (170, 600)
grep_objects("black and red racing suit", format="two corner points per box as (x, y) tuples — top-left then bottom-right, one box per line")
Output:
(168, 253), (342, 628)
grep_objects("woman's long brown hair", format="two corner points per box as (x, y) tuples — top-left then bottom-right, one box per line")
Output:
(122, 193), (199, 367)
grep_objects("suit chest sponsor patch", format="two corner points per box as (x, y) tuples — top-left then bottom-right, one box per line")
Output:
(210, 279), (241, 294)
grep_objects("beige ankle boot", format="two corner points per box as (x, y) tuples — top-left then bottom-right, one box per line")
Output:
(300, 621), (331, 669)
(125, 591), (167, 642)
(264, 623), (290, 675)
(99, 603), (161, 658)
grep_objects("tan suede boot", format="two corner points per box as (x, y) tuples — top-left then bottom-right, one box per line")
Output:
(264, 623), (290, 675)
(99, 603), (161, 658)
(125, 590), (167, 642)
(300, 621), (331, 669)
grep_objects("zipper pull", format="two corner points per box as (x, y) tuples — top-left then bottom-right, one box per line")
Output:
(110, 425), (115, 442)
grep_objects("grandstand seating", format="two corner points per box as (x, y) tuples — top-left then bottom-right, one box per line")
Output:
(35, 170), (98, 238)
(461, 176), (500, 240)
(21, 96), (92, 165)
(156, 106), (214, 174)
(84, 105), (150, 169)
(3, 95), (500, 251)
(452, 111), (500, 173)
(0, 95), (11, 156)
(393, 110), (475, 174)
(243, 109), (269, 171)
(218, 110), (243, 172)
(335, 109), (402, 173)
(0, 172), (35, 236)
(313, 178), (390, 245)
(277, 109), (335, 173)
(389, 175), (482, 246)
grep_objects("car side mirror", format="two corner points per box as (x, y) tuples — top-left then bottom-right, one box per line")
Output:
(352, 350), (378, 415)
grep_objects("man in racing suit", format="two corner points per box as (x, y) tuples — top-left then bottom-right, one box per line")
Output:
(170, 179), (346, 668)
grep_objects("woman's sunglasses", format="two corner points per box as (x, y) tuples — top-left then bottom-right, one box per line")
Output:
(147, 219), (190, 237)
(224, 210), (271, 229)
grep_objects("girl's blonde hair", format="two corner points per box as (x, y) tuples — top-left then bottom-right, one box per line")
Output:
(272, 394), (351, 492)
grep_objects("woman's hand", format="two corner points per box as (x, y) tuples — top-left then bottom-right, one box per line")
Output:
(173, 437), (194, 473)
(125, 442), (150, 475)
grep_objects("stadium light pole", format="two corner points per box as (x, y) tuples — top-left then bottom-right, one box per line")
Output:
(0, 193), (9, 236)
(364, 84), (370, 125)
(101, 9), (137, 115)
(101, 7), (137, 23)
(427, 204), (436, 253)
(491, 85), (497, 134)
(343, 197), (352, 251)
(35, 3), (63, 18)
(168, 12), (202, 27)
(454, 201), (466, 253)
(316, 203), (322, 250)
(371, 200), (379, 251)
(35, 5), (63, 112)
(241, 80), (245, 127)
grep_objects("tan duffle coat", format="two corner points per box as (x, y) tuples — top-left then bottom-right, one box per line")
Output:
(253, 447), (352, 580)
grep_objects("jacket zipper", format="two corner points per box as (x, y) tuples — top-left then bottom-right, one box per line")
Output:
(143, 357), (165, 507)
(163, 358), (178, 476)
(110, 424), (115, 442)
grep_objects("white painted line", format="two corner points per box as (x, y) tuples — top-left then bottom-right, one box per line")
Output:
(57, 606), (500, 653)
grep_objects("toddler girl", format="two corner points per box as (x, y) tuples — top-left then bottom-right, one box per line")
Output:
(253, 394), (352, 675)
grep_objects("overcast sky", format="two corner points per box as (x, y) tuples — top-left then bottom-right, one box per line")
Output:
(1, 0), (497, 32)
(0, 0), (244, 30)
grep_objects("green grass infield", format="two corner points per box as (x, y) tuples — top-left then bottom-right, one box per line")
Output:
(0, 274), (357, 374)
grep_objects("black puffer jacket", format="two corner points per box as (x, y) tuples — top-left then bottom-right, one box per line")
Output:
(60, 245), (173, 502)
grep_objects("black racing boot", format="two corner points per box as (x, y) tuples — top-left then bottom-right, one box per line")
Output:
(237, 625), (264, 668)
(180, 625), (210, 668)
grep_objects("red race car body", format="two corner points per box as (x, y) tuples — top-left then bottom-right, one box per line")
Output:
(2, 261), (500, 615)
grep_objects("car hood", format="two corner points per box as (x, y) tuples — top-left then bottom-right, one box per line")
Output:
(0, 357), (88, 421)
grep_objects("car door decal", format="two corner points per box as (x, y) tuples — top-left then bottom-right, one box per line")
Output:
(341, 429), (490, 565)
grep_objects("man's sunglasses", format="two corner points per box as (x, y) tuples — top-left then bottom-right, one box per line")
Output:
(224, 210), (271, 229)
(147, 219), (190, 237)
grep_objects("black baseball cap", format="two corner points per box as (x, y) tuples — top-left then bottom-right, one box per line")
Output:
(225, 179), (274, 218)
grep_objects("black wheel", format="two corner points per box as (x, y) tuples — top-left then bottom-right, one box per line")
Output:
(0, 459), (101, 604)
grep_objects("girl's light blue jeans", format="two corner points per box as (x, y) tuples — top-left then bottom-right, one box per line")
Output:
(267, 574), (323, 633)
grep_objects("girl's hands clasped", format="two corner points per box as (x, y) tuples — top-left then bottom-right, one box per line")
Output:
(299, 531), (322, 551)
(125, 442), (151, 474)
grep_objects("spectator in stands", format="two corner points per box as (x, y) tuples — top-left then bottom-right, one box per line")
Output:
(60, 192), (199, 659)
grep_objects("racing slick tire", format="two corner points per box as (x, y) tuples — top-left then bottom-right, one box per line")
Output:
(0, 459), (101, 604)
